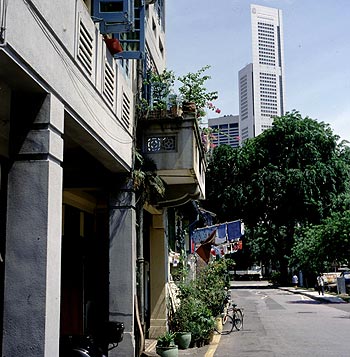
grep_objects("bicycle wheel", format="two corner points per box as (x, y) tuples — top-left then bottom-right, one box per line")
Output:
(221, 314), (234, 335)
(233, 309), (243, 331)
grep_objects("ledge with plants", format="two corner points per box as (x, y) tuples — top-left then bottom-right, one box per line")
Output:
(140, 65), (221, 123)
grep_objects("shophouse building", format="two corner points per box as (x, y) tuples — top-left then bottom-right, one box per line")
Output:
(0, 1), (206, 356)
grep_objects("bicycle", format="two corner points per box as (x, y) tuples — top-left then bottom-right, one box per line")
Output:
(228, 303), (244, 331)
(215, 295), (244, 335)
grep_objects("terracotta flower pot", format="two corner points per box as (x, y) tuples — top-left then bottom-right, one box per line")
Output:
(182, 102), (196, 113)
(104, 37), (123, 55)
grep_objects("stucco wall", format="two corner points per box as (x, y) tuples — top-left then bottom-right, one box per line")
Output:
(5, 0), (134, 171)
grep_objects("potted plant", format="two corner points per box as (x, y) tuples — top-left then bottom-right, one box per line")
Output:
(156, 331), (178, 357)
(177, 65), (219, 120)
(168, 94), (182, 117)
(171, 301), (192, 349)
(186, 298), (215, 347)
(173, 281), (215, 347)
(172, 258), (233, 346)
(146, 69), (175, 118)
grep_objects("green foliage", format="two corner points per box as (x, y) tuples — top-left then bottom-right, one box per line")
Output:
(206, 111), (350, 282)
(194, 258), (232, 316)
(156, 331), (176, 347)
(178, 65), (218, 119)
(171, 259), (233, 341)
(172, 296), (214, 342)
(146, 69), (175, 111)
(291, 209), (350, 273)
(172, 298), (193, 333)
(133, 151), (165, 204)
(141, 66), (220, 120)
(269, 271), (281, 285)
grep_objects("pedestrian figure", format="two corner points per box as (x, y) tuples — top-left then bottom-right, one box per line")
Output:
(317, 273), (325, 295)
(292, 273), (298, 288)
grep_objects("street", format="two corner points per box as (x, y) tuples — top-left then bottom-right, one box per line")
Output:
(213, 281), (350, 357)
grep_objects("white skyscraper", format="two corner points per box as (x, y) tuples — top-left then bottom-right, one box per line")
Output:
(239, 4), (286, 142)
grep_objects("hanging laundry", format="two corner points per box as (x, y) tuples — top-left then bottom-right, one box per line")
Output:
(195, 229), (217, 263)
(192, 220), (243, 244)
(227, 221), (242, 241)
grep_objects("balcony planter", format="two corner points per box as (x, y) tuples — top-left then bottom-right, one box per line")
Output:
(181, 101), (196, 114)
(170, 104), (182, 117)
(147, 109), (168, 120)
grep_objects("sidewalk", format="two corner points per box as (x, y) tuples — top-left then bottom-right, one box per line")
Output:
(278, 286), (348, 303)
(142, 334), (219, 357)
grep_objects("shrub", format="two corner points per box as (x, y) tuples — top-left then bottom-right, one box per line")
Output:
(171, 258), (234, 343)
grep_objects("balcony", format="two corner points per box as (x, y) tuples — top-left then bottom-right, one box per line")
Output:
(139, 112), (206, 206)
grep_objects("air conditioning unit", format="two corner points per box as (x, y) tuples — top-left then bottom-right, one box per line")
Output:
(146, 0), (156, 4)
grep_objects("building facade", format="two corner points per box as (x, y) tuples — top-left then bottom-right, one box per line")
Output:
(0, 1), (208, 356)
(0, 0), (202, 356)
(207, 115), (240, 148)
(239, 4), (286, 142)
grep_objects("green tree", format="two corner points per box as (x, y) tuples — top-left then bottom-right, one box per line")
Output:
(206, 111), (350, 283)
(291, 208), (350, 274)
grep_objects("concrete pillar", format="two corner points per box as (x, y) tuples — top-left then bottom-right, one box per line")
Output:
(2, 94), (64, 356)
(149, 212), (167, 338)
(109, 182), (136, 356)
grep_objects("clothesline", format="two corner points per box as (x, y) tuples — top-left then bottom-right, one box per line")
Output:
(191, 220), (244, 244)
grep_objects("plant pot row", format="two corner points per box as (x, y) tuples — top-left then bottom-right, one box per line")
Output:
(156, 331), (192, 356)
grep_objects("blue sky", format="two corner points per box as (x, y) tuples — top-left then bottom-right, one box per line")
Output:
(165, 0), (350, 141)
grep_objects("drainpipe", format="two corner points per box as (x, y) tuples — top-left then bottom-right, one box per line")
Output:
(135, 55), (146, 351)
(0, 0), (8, 46)
(136, 202), (145, 327)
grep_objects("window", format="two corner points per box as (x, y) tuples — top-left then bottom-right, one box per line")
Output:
(155, 0), (165, 30)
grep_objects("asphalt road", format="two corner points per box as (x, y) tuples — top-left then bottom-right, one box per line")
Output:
(213, 281), (350, 357)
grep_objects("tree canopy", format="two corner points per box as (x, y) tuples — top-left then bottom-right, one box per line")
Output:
(205, 111), (350, 282)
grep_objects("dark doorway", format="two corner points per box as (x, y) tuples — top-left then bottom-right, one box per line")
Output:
(60, 203), (109, 339)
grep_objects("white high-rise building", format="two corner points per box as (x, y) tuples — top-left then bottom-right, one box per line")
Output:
(239, 4), (286, 142)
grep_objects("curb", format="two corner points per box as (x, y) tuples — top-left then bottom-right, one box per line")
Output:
(279, 287), (347, 304)
(204, 334), (221, 357)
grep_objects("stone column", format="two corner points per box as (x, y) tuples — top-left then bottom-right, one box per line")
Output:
(2, 94), (64, 356)
(149, 212), (167, 338)
(109, 182), (136, 357)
